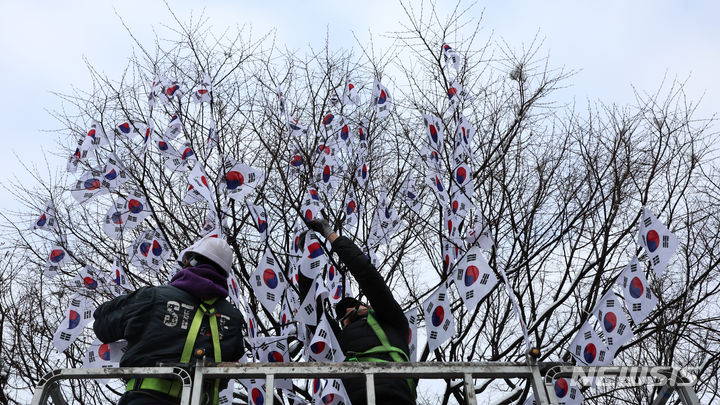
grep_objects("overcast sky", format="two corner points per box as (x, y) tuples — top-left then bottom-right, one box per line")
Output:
(1, 0), (718, 214)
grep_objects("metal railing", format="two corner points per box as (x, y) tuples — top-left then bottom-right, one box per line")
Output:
(32, 360), (701, 405)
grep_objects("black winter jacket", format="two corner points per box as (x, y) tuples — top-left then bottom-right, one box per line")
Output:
(301, 236), (415, 405)
(94, 285), (245, 368)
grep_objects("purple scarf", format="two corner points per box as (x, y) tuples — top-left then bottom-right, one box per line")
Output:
(169, 264), (228, 301)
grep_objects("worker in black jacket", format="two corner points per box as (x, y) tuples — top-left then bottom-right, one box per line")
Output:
(94, 238), (245, 405)
(304, 218), (416, 405)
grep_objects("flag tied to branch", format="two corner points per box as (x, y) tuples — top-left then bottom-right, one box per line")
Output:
(637, 207), (678, 277)
(568, 321), (611, 366)
(103, 190), (151, 239)
(592, 290), (634, 356)
(250, 249), (286, 312)
(30, 200), (57, 232)
(619, 255), (658, 325)
(371, 78), (392, 119)
(423, 282), (455, 352)
(53, 293), (94, 353)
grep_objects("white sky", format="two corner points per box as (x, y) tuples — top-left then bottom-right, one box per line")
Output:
(0, 0), (718, 214)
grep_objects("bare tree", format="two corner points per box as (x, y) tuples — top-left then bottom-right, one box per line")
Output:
(1, 2), (718, 404)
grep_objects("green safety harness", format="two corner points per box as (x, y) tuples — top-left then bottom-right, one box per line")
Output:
(346, 311), (417, 397)
(127, 298), (222, 404)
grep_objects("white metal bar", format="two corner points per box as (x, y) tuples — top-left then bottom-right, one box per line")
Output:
(463, 373), (477, 405)
(31, 367), (192, 405)
(265, 374), (275, 405)
(365, 373), (376, 405)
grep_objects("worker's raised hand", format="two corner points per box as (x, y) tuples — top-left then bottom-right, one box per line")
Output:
(306, 218), (334, 238)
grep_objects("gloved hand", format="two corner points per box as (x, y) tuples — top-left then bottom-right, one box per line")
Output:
(306, 218), (334, 239)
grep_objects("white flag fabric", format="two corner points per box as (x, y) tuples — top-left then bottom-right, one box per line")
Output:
(218, 379), (234, 405)
(45, 244), (68, 278)
(325, 263), (344, 306)
(242, 378), (266, 405)
(568, 321), (611, 366)
(454, 114), (474, 161)
(620, 256), (658, 325)
(53, 293), (94, 353)
(423, 283), (455, 352)
(454, 246), (498, 312)
(251, 337), (292, 390)
(342, 78), (360, 105)
(296, 276), (320, 327)
(426, 168), (448, 204)
(30, 200), (57, 232)
(251, 249), (287, 312)
(207, 116), (218, 148)
(192, 72), (212, 104)
(102, 153), (130, 191)
(298, 232), (328, 279)
(83, 121), (110, 148)
(164, 142), (196, 172)
(239, 295), (259, 340)
(551, 377), (584, 405)
(465, 213), (493, 250)
(444, 211), (463, 245)
(160, 81), (183, 105)
(343, 189), (359, 228)
(368, 192), (402, 245)
(289, 147), (305, 171)
(107, 258), (131, 297)
(103, 191), (151, 239)
(355, 159), (370, 188)
(67, 126), (99, 173)
(128, 230), (171, 271)
(450, 162), (473, 218)
(148, 74), (164, 107)
(222, 156), (264, 201)
(246, 202), (269, 240)
(442, 42), (461, 75)
(137, 121), (153, 151)
(69, 265), (103, 293)
(405, 307), (418, 362)
(592, 290), (634, 357)
(318, 378), (351, 405)
(83, 338), (127, 368)
(422, 113), (444, 152)
(447, 79), (468, 108)
(279, 292), (297, 336)
(71, 168), (111, 204)
(637, 207), (679, 277)
(400, 174), (422, 214)
(187, 163), (215, 205)
(442, 241), (459, 274)
(357, 117), (369, 150)
(307, 314), (344, 362)
(115, 120), (141, 137)
(371, 77), (392, 119)
(316, 154), (339, 191)
(227, 273), (243, 309)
